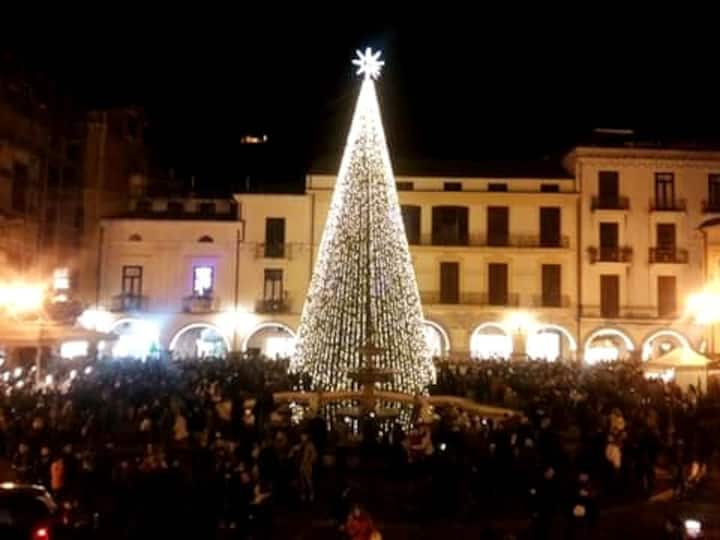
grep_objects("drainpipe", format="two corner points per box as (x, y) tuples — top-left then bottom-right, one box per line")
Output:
(700, 227), (712, 355)
(233, 227), (241, 352)
(95, 226), (104, 306)
(309, 183), (316, 278)
(575, 162), (583, 363)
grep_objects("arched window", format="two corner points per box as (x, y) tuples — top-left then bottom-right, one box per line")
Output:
(128, 234), (142, 242)
(198, 235), (214, 243)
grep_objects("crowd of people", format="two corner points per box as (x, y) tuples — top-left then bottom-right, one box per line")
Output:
(0, 355), (715, 538)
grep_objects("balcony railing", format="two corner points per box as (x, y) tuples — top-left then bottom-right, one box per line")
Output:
(111, 294), (148, 312)
(420, 291), (520, 306)
(255, 297), (291, 314)
(255, 243), (290, 259)
(531, 294), (571, 308)
(591, 196), (630, 211)
(182, 295), (220, 313)
(420, 234), (569, 248)
(702, 200), (720, 213)
(588, 246), (633, 263)
(650, 198), (686, 212)
(581, 305), (676, 319)
(649, 247), (689, 264)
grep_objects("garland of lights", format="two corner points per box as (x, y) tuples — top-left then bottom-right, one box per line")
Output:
(290, 49), (435, 395)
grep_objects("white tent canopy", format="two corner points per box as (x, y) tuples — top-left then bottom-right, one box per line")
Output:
(644, 347), (711, 371)
(644, 346), (711, 392)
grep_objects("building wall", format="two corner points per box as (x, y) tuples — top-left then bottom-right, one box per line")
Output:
(568, 147), (719, 356)
(94, 149), (720, 362)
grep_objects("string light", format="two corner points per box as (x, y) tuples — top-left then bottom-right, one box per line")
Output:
(290, 48), (434, 397)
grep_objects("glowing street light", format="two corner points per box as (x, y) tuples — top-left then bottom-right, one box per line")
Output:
(0, 282), (46, 316)
(686, 283), (720, 354)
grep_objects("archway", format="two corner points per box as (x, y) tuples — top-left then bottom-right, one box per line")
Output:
(422, 320), (450, 358)
(243, 322), (296, 359)
(583, 328), (635, 365)
(527, 324), (577, 362)
(109, 318), (161, 360)
(641, 329), (692, 362)
(470, 323), (512, 360)
(169, 323), (230, 360)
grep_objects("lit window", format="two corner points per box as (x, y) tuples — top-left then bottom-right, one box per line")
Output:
(193, 266), (214, 296)
(53, 268), (70, 291)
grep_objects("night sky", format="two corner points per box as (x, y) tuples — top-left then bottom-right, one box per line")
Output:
(7, 15), (720, 194)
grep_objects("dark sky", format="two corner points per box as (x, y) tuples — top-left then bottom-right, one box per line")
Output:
(8, 15), (720, 193)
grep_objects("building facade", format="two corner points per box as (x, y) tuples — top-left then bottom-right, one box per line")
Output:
(89, 147), (720, 364)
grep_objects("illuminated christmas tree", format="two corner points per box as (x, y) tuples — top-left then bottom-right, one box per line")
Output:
(291, 48), (434, 395)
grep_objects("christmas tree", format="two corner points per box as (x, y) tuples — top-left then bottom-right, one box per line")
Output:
(290, 48), (434, 395)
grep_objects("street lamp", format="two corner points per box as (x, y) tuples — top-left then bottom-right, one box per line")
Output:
(0, 281), (48, 386)
(686, 285), (720, 356)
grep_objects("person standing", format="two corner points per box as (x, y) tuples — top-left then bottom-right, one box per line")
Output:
(293, 432), (318, 503)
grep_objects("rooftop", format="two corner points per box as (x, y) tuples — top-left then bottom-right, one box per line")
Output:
(309, 155), (573, 179)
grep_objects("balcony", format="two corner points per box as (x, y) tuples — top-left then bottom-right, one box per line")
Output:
(111, 294), (148, 312)
(581, 305), (674, 319)
(702, 200), (720, 213)
(588, 246), (633, 264)
(531, 295), (571, 308)
(591, 196), (630, 211)
(255, 243), (290, 259)
(420, 234), (569, 248)
(420, 291), (520, 306)
(650, 198), (686, 212)
(649, 247), (689, 264)
(255, 297), (291, 314)
(182, 295), (220, 313)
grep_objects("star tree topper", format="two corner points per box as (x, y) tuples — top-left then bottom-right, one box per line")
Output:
(352, 47), (384, 80)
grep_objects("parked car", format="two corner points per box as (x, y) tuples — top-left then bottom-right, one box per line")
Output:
(0, 482), (96, 540)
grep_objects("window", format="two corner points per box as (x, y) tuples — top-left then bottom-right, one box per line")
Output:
(263, 269), (283, 301)
(193, 266), (214, 296)
(53, 267), (71, 292)
(443, 182), (462, 191)
(598, 171), (620, 207)
(432, 206), (468, 245)
(487, 207), (509, 246)
(198, 202), (216, 215)
(401, 205), (421, 245)
(121, 266), (143, 305)
(440, 262), (459, 304)
(136, 199), (152, 213)
(708, 174), (720, 209)
(396, 182), (414, 191)
(541, 264), (562, 307)
(488, 183), (508, 192)
(654, 173), (675, 209)
(167, 201), (184, 214)
(540, 207), (561, 247)
(599, 222), (619, 260)
(600, 274), (620, 318)
(658, 276), (677, 318)
(541, 184), (560, 193)
(265, 218), (286, 257)
(11, 162), (28, 212)
(656, 223), (676, 250)
(126, 117), (138, 138)
(488, 263), (508, 305)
